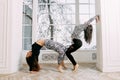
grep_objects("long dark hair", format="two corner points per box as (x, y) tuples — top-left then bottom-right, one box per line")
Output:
(26, 54), (40, 71)
(84, 24), (93, 44)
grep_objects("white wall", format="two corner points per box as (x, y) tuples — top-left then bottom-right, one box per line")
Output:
(0, 0), (22, 74)
(96, 0), (120, 72)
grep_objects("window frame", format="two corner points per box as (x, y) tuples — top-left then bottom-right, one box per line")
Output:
(22, 0), (96, 50)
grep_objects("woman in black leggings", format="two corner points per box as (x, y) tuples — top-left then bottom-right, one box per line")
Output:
(66, 15), (100, 71)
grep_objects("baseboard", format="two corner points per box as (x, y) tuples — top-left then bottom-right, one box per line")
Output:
(102, 65), (120, 72)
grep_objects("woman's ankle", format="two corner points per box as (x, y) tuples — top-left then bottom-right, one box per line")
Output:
(73, 64), (79, 72)
(58, 65), (64, 73)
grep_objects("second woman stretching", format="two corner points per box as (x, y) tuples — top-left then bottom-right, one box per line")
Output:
(65, 15), (100, 71)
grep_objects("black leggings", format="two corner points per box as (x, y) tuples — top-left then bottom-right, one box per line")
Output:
(66, 39), (82, 65)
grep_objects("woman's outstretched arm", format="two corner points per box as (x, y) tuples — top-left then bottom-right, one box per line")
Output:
(84, 15), (100, 26)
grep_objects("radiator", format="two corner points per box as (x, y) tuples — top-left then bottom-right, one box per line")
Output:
(21, 50), (96, 64)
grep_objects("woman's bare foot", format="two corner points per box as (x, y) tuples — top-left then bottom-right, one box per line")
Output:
(63, 66), (67, 70)
(73, 64), (79, 72)
(58, 65), (64, 73)
(61, 61), (67, 69)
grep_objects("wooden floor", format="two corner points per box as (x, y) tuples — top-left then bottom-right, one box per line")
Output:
(0, 63), (120, 80)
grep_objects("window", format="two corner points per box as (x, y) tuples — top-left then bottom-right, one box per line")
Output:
(37, 0), (75, 46)
(22, 0), (96, 50)
(79, 0), (96, 50)
(22, 0), (33, 50)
